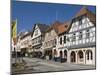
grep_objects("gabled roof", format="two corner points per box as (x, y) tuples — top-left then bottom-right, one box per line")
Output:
(31, 23), (49, 37)
(57, 22), (70, 35)
(75, 6), (88, 18)
(38, 24), (50, 33)
(67, 6), (96, 33)
(74, 6), (96, 24)
(46, 21), (62, 33)
(20, 31), (32, 39)
(51, 21), (63, 33)
(46, 21), (70, 35)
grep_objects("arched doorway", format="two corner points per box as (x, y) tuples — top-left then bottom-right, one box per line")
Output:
(64, 50), (67, 61)
(70, 51), (76, 62)
(86, 50), (93, 64)
(60, 51), (63, 58)
(59, 50), (64, 63)
(49, 50), (52, 60)
(78, 50), (84, 63)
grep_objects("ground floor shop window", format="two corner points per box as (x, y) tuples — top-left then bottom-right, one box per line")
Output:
(60, 51), (63, 58)
(78, 50), (83, 59)
(78, 50), (83, 62)
(86, 50), (93, 60)
(54, 49), (57, 56)
(70, 51), (76, 62)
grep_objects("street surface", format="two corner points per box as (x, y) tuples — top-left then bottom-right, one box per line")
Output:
(12, 57), (95, 74)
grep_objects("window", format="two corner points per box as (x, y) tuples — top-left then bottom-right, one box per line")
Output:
(54, 49), (57, 55)
(35, 30), (38, 36)
(67, 37), (70, 42)
(86, 50), (93, 60)
(72, 34), (76, 41)
(54, 39), (56, 45)
(64, 36), (66, 43)
(64, 50), (67, 58)
(86, 30), (90, 38)
(78, 51), (83, 59)
(60, 37), (62, 44)
(91, 52), (93, 60)
(79, 32), (82, 40)
(87, 52), (89, 60)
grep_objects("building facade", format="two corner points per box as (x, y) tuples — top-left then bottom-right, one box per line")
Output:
(13, 7), (96, 65)
(42, 21), (62, 60)
(57, 7), (96, 65)
(19, 31), (32, 57)
(31, 24), (49, 57)
(56, 22), (69, 62)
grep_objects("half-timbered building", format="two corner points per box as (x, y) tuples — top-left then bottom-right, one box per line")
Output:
(31, 23), (49, 57)
(57, 7), (96, 65)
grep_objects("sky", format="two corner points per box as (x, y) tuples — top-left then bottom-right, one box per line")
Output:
(12, 1), (96, 33)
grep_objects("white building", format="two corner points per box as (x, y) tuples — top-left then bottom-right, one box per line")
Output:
(42, 21), (62, 60)
(42, 21), (69, 61)
(19, 31), (32, 56)
(56, 22), (69, 61)
(57, 7), (96, 65)
(31, 23), (49, 57)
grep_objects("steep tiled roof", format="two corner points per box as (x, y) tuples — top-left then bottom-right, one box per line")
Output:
(57, 22), (69, 35)
(74, 6), (96, 24)
(75, 6), (88, 18)
(46, 21), (70, 35)
(46, 21), (62, 33)
(52, 21), (62, 33)
(67, 6), (96, 33)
